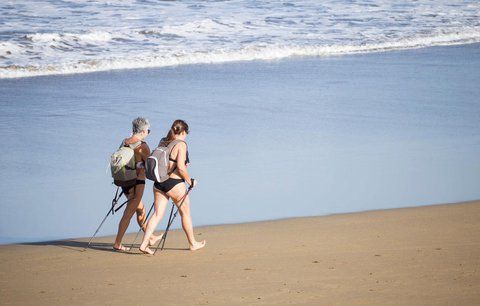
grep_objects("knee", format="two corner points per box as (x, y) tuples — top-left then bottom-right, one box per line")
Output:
(123, 207), (136, 218)
(130, 195), (141, 204)
(178, 204), (190, 216)
(150, 207), (161, 218)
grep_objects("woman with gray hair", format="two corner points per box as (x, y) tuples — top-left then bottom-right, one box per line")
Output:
(113, 117), (161, 252)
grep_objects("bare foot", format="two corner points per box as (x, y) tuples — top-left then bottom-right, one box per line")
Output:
(189, 240), (206, 251)
(149, 233), (163, 246)
(139, 246), (154, 255)
(113, 244), (130, 252)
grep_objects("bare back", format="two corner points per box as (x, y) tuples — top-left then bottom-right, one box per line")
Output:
(167, 141), (188, 180)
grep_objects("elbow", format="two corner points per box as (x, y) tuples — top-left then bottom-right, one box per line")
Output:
(177, 167), (188, 175)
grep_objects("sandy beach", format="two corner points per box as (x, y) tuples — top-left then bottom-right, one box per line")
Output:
(1, 1), (479, 305)
(1, 200), (479, 305)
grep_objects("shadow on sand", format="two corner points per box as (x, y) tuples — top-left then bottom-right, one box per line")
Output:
(21, 239), (188, 254)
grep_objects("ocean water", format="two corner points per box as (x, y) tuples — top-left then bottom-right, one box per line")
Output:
(0, 1), (480, 244)
(1, 0), (480, 78)
(1, 43), (479, 244)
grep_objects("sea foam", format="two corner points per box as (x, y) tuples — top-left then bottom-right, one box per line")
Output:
(1, 0), (479, 78)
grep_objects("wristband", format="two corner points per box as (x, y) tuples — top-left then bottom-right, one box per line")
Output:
(190, 178), (195, 188)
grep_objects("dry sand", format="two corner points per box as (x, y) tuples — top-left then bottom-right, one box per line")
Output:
(1, 201), (479, 305)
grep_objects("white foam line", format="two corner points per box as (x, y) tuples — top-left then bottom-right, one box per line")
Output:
(1, 33), (480, 79)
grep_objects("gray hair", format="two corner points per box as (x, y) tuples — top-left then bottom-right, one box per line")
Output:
(132, 117), (150, 134)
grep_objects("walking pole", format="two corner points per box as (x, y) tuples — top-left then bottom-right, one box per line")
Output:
(128, 201), (155, 251)
(84, 187), (125, 250)
(153, 183), (194, 255)
(158, 203), (176, 250)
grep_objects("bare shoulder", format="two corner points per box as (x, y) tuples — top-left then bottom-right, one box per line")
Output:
(175, 141), (187, 150)
(171, 141), (187, 157)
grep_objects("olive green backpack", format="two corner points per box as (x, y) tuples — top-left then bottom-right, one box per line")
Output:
(110, 141), (141, 187)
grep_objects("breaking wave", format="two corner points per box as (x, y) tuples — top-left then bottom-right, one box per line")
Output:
(1, 0), (479, 78)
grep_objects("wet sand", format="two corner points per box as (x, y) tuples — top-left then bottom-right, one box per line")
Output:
(1, 200), (479, 305)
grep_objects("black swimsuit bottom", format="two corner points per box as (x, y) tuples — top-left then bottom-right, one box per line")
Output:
(121, 179), (145, 197)
(154, 178), (185, 193)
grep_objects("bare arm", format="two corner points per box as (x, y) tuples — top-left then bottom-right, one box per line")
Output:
(172, 142), (193, 186)
(139, 143), (151, 162)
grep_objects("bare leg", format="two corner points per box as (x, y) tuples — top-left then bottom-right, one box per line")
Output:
(135, 201), (146, 231)
(114, 184), (145, 249)
(169, 184), (206, 251)
(139, 187), (169, 254)
(135, 201), (161, 246)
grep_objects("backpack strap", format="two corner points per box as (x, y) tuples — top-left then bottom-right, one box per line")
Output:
(120, 139), (143, 149)
(127, 141), (143, 149)
(167, 140), (187, 160)
(166, 140), (187, 175)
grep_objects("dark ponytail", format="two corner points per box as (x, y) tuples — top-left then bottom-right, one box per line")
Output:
(165, 119), (189, 142)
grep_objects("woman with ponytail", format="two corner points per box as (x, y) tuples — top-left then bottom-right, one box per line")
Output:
(139, 119), (206, 254)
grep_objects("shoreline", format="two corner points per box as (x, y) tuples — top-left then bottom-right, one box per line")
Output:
(2, 42), (480, 249)
(2, 199), (479, 246)
(1, 200), (479, 305)
(1, 42), (479, 80)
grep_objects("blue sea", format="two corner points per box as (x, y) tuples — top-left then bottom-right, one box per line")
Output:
(1, 1), (479, 244)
